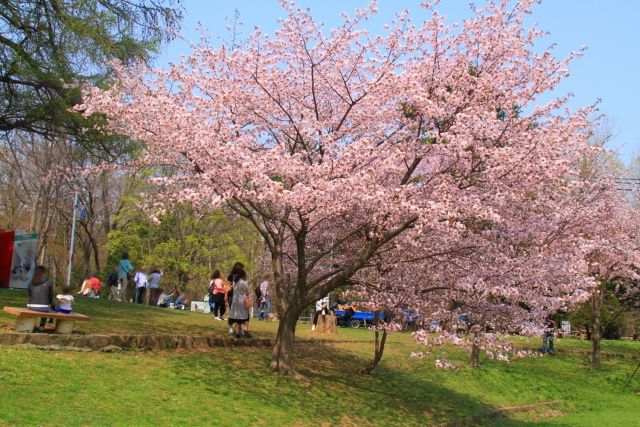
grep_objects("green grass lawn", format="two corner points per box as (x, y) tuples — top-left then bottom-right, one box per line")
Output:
(1, 289), (639, 426)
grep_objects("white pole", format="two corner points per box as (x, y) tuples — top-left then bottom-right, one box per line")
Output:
(66, 192), (78, 288)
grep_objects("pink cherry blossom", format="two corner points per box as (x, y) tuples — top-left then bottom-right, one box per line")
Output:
(76, 0), (638, 374)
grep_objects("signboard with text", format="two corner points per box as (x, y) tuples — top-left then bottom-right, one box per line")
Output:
(9, 233), (38, 289)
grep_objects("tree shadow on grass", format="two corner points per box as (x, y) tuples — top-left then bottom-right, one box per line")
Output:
(166, 340), (568, 426)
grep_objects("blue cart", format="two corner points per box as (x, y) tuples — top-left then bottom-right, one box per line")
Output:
(335, 310), (385, 328)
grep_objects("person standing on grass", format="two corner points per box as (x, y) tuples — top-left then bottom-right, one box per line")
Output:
(107, 266), (119, 300)
(257, 274), (270, 321)
(210, 270), (226, 320)
(228, 268), (252, 338)
(207, 272), (217, 317)
(133, 268), (148, 304)
(118, 252), (133, 302)
(226, 262), (244, 334)
(148, 268), (163, 306)
(542, 320), (556, 354)
(541, 317), (556, 355)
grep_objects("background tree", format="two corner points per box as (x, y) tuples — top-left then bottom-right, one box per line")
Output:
(0, 0), (182, 284)
(572, 122), (640, 369)
(570, 279), (639, 340)
(107, 184), (262, 298)
(0, 0), (182, 137)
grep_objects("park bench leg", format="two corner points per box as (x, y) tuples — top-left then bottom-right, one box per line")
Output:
(16, 317), (36, 332)
(55, 319), (75, 334)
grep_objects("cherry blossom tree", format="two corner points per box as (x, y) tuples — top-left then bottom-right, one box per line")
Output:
(355, 144), (640, 371)
(351, 182), (598, 370)
(575, 164), (640, 369)
(78, 0), (610, 374)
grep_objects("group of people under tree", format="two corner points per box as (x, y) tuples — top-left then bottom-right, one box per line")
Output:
(103, 252), (271, 335)
(105, 251), (187, 307)
(207, 263), (271, 338)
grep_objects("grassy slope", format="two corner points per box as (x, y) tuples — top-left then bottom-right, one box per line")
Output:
(1, 289), (639, 426)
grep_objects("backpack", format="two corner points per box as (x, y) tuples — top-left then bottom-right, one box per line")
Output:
(243, 294), (254, 309)
(255, 286), (262, 302)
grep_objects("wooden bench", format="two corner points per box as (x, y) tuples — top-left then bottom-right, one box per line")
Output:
(298, 314), (312, 324)
(3, 307), (91, 334)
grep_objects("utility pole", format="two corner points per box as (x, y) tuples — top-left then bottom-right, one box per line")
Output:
(66, 192), (79, 288)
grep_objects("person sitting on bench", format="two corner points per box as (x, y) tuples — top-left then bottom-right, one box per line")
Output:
(55, 287), (74, 314)
(312, 302), (334, 331)
(27, 266), (53, 331)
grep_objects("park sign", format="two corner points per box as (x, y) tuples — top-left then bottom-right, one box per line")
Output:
(8, 233), (38, 289)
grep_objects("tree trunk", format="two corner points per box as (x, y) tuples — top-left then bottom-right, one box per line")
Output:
(82, 236), (91, 277)
(89, 230), (101, 274)
(100, 171), (111, 234)
(270, 249), (287, 318)
(470, 335), (481, 368)
(362, 328), (388, 375)
(591, 290), (603, 369)
(271, 303), (303, 376)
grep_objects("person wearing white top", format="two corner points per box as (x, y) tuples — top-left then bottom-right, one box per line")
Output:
(315, 296), (329, 312)
(134, 270), (148, 304)
(148, 269), (163, 306)
(56, 288), (75, 314)
(257, 276), (270, 320)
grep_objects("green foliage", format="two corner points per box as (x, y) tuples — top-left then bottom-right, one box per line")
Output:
(106, 194), (261, 296)
(569, 280), (631, 339)
(400, 102), (419, 120)
(0, 0), (182, 144)
(419, 136), (437, 145)
(571, 296), (628, 339)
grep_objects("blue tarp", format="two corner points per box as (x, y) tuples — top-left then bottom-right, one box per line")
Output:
(335, 310), (385, 321)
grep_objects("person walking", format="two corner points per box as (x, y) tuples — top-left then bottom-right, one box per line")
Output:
(257, 274), (270, 321)
(133, 268), (148, 304)
(117, 252), (134, 302)
(210, 270), (226, 320)
(228, 268), (252, 338)
(148, 268), (163, 306)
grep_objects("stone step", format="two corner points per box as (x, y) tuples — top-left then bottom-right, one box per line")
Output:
(0, 332), (271, 352)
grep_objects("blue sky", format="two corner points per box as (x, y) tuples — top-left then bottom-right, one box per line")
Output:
(157, 0), (640, 163)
